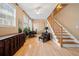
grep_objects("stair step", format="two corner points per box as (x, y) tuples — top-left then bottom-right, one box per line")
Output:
(57, 35), (71, 37)
(63, 39), (75, 42)
(57, 37), (71, 39)
(56, 33), (70, 36)
(58, 38), (74, 42)
(63, 42), (79, 44)
(58, 38), (74, 43)
(57, 32), (68, 34)
(56, 33), (69, 36)
(63, 44), (79, 47)
(63, 38), (73, 40)
(57, 34), (70, 36)
(55, 31), (67, 33)
(55, 32), (67, 34)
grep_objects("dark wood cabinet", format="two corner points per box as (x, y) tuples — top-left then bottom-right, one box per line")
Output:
(14, 35), (19, 53)
(10, 36), (16, 55)
(19, 34), (25, 48)
(0, 40), (4, 56)
(0, 33), (26, 56)
(4, 38), (10, 56)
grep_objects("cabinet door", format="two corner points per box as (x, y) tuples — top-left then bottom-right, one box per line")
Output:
(18, 33), (25, 48)
(0, 40), (4, 56)
(17, 35), (20, 50)
(14, 35), (18, 53)
(4, 38), (10, 56)
(22, 34), (26, 45)
(10, 37), (15, 55)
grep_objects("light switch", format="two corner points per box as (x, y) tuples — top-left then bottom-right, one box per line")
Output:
(76, 25), (79, 29)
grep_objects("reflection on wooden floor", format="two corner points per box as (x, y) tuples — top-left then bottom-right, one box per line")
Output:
(14, 36), (79, 56)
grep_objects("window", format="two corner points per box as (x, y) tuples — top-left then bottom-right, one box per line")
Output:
(23, 15), (29, 29)
(0, 3), (16, 27)
(29, 19), (32, 31)
(23, 15), (32, 31)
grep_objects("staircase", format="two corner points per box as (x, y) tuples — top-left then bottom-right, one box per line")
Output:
(48, 17), (79, 47)
(56, 28), (79, 47)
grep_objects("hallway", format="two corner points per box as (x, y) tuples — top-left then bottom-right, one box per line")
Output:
(14, 36), (79, 56)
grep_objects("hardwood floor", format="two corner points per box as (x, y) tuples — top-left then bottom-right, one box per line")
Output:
(14, 36), (79, 56)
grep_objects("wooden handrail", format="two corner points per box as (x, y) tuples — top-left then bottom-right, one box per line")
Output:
(60, 26), (63, 47)
(53, 17), (63, 47)
(54, 18), (62, 28)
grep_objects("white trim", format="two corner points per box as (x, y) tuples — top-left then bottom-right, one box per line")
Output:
(47, 20), (57, 41)
(63, 44), (79, 47)
(47, 20), (61, 47)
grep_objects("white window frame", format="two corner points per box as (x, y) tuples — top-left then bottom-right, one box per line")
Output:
(23, 15), (29, 29)
(0, 3), (16, 27)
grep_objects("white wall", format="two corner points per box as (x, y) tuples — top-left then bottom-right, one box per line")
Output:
(54, 4), (79, 40)
(33, 19), (46, 34)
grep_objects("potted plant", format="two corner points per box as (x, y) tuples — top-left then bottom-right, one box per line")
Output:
(23, 27), (29, 35)
(18, 27), (22, 33)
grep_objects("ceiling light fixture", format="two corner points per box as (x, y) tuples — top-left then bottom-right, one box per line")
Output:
(56, 4), (62, 11)
(57, 4), (62, 9)
(35, 10), (40, 14)
(34, 6), (42, 14)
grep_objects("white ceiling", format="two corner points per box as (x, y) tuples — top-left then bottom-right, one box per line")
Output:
(18, 3), (57, 19)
